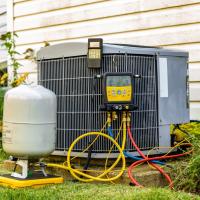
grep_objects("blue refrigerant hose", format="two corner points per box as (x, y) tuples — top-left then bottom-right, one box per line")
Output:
(107, 126), (114, 138)
(124, 151), (166, 166)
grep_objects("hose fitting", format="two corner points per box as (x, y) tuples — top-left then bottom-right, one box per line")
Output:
(107, 112), (112, 127)
(127, 112), (131, 127)
(112, 111), (118, 120)
(122, 111), (127, 123)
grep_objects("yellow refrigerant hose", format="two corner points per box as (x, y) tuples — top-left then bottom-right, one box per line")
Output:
(47, 113), (127, 182)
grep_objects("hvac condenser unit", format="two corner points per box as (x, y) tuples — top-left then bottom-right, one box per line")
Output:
(37, 42), (189, 158)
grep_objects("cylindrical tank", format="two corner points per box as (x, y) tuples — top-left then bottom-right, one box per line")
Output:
(2, 85), (57, 159)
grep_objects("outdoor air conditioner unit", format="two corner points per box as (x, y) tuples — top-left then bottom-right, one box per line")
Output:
(37, 42), (189, 158)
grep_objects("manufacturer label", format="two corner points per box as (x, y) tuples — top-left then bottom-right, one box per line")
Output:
(2, 126), (12, 144)
(159, 58), (168, 98)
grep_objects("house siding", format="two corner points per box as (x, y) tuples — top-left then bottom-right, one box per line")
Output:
(0, 0), (6, 63)
(8, 0), (200, 119)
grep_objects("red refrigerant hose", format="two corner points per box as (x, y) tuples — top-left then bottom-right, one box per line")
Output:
(127, 126), (193, 189)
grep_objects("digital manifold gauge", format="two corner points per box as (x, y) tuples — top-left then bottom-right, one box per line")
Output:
(101, 72), (139, 111)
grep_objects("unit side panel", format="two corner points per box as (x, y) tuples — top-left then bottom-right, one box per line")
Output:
(158, 55), (190, 125)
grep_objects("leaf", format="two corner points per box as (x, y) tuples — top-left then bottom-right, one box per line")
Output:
(13, 51), (20, 55)
(4, 42), (12, 50)
(0, 34), (6, 41)
(9, 50), (20, 56)
(6, 32), (12, 39)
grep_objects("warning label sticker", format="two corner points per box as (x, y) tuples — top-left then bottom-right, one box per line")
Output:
(2, 126), (12, 144)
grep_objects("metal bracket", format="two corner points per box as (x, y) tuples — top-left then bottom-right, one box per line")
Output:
(39, 162), (47, 177)
(11, 160), (28, 179)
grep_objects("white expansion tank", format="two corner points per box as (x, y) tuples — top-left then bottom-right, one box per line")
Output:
(2, 85), (57, 159)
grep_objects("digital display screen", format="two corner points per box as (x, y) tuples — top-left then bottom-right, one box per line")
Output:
(89, 42), (100, 48)
(106, 76), (131, 87)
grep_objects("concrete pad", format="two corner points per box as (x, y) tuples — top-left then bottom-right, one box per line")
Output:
(1, 159), (171, 187)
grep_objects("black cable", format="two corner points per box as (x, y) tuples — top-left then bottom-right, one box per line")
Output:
(12, 157), (18, 172)
(171, 125), (177, 147)
(13, 164), (17, 172)
(174, 120), (200, 137)
(83, 145), (93, 171)
(171, 124), (192, 152)
(82, 76), (99, 172)
(174, 124), (191, 140)
(190, 120), (200, 123)
(175, 124), (191, 137)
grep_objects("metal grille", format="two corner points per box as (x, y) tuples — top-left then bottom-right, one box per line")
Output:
(38, 54), (159, 153)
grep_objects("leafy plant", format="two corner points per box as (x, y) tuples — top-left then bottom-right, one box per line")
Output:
(0, 32), (29, 87)
(0, 32), (29, 135)
(0, 32), (20, 81)
(172, 132), (200, 193)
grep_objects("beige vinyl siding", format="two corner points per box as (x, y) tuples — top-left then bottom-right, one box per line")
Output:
(9, 0), (200, 119)
(0, 0), (7, 63)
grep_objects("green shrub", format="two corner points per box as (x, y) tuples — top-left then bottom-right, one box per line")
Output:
(179, 123), (200, 136)
(173, 134), (200, 193)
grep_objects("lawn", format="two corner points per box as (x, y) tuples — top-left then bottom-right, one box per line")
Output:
(0, 181), (199, 200)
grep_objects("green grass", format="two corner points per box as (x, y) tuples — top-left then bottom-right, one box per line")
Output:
(0, 182), (199, 200)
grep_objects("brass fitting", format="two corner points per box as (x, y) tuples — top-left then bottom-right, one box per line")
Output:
(107, 112), (112, 127)
(112, 111), (118, 120)
(122, 111), (127, 123)
(127, 112), (131, 127)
